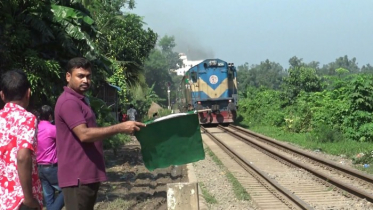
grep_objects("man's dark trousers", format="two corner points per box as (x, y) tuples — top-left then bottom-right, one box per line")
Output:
(62, 182), (100, 210)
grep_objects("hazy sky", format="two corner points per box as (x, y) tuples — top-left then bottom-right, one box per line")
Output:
(132, 0), (373, 68)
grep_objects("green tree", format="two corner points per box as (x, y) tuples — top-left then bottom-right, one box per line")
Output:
(249, 59), (284, 89)
(89, 0), (157, 88)
(236, 62), (250, 88)
(319, 55), (360, 76)
(288, 56), (304, 68)
(282, 66), (322, 104)
(0, 0), (161, 151)
(335, 67), (349, 78)
(144, 36), (181, 105)
(159, 35), (182, 70)
(144, 49), (171, 101)
(306, 61), (320, 69)
(361, 64), (373, 73)
(0, 0), (99, 108)
(237, 60), (284, 90)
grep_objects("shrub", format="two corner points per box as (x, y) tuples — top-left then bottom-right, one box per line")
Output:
(309, 124), (344, 143)
(266, 111), (285, 127)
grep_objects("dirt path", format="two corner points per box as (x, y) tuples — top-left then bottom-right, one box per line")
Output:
(94, 139), (188, 210)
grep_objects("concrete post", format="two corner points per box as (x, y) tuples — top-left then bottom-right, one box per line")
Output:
(167, 182), (199, 210)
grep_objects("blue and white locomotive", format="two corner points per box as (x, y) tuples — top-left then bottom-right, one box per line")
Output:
(178, 58), (238, 124)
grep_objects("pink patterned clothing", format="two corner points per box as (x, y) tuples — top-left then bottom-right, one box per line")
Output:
(0, 103), (43, 210)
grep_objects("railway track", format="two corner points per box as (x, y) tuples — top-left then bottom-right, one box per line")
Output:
(200, 125), (373, 209)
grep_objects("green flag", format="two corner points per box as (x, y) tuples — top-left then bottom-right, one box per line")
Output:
(135, 113), (205, 171)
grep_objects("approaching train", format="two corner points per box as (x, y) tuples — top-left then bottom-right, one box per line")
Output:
(178, 58), (238, 124)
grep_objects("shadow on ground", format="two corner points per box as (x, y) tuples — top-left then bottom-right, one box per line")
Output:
(95, 144), (187, 210)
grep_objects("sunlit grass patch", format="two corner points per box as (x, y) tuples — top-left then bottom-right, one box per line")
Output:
(205, 147), (223, 167)
(199, 182), (218, 204)
(226, 172), (251, 201)
(205, 147), (251, 201)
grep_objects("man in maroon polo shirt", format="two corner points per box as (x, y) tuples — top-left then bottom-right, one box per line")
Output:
(54, 57), (145, 209)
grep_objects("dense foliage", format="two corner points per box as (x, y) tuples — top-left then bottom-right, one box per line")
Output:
(238, 56), (373, 147)
(0, 0), (157, 106)
(0, 0), (158, 150)
(144, 35), (181, 105)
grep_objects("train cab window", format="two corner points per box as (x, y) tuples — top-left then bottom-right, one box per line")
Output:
(191, 72), (197, 83)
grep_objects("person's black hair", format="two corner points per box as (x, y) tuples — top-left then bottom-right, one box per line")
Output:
(0, 69), (30, 102)
(30, 109), (40, 120)
(129, 104), (134, 108)
(66, 57), (91, 73)
(39, 105), (53, 121)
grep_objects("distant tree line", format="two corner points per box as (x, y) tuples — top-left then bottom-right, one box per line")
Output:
(237, 55), (373, 91)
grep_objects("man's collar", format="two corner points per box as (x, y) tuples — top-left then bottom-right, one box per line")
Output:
(63, 86), (85, 100)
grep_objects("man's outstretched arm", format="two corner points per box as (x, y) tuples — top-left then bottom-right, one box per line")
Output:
(72, 121), (146, 143)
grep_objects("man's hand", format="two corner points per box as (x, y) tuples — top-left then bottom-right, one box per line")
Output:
(23, 198), (40, 210)
(120, 121), (146, 134)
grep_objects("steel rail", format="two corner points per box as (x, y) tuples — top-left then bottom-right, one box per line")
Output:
(219, 125), (373, 203)
(228, 124), (373, 184)
(201, 126), (313, 210)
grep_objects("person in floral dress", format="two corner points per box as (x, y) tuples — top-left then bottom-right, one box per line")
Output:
(0, 69), (43, 210)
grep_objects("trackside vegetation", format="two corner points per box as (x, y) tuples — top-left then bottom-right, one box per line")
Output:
(199, 182), (218, 204)
(237, 57), (373, 173)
